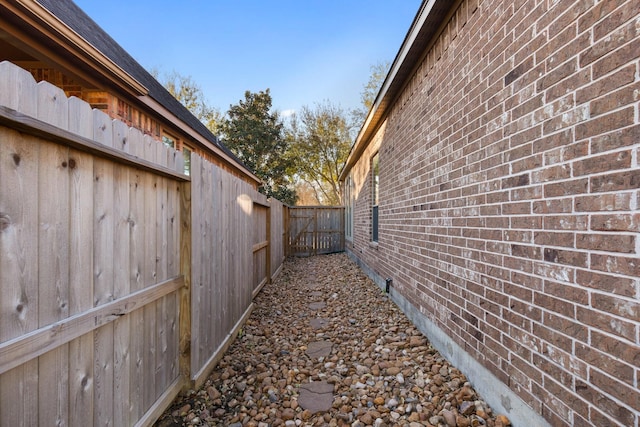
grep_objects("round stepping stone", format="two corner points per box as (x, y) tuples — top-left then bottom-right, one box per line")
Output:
(310, 318), (329, 329)
(308, 301), (326, 310)
(298, 381), (333, 413)
(306, 340), (332, 358)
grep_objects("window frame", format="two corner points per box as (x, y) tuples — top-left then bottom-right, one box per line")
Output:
(371, 152), (379, 242)
(182, 145), (192, 176)
(162, 133), (176, 149)
(345, 175), (354, 240)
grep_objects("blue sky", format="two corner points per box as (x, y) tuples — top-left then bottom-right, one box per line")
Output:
(73, 1), (422, 116)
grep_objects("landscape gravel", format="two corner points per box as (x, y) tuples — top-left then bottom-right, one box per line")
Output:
(156, 253), (510, 427)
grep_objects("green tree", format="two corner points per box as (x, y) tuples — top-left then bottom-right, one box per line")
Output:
(151, 68), (223, 134)
(221, 89), (297, 205)
(361, 61), (391, 111)
(352, 61), (391, 129)
(286, 101), (353, 206)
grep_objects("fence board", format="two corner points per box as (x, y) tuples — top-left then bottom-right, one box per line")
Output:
(205, 159), (215, 369)
(67, 96), (95, 427)
(36, 81), (71, 426)
(287, 207), (345, 256)
(270, 200), (285, 279)
(128, 127), (146, 421)
(178, 176), (191, 388)
(142, 135), (158, 411)
(189, 153), (200, 376)
(0, 60), (288, 426)
(166, 155), (180, 382)
(0, 61), (37, 114)
(214, 166), (225, 364)
(155, 167), (168, 399)
(113, 125), (131, 426)
(0, 125), (40, 426)
(92, 108), (115, 426)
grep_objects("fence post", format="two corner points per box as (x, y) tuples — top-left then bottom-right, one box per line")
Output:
(340, 206), (346, 252)
(284, 206), (289, 257)
(283, 206), (288, 258)
(313, 208), (318, 256)
(179, 180), (192, 390)
(266, 204), (272, 283)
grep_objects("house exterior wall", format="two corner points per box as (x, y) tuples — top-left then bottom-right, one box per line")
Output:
(345, 1), (639, 426)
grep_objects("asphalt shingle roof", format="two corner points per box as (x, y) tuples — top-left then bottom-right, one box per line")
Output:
(37, 0), (244, 165)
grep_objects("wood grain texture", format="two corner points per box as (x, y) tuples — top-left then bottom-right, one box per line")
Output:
(142, 134), (158, 411)
(0, 60), (288, 425)
(0, 126), (39, 426)
(0, 61), (37, 114)
(92, 108), (115, 426)
(0, 277), (184, 375)
(112, 118), (131, 426)
(127, 127), (146, 421)
(36, 80), (70, 426)
(0, 105), (190, 182)
(67, 96), (95, 427)
(166, 151), (180, 384)
(178, 177), (191, 388)
(189, 153), (202, 375)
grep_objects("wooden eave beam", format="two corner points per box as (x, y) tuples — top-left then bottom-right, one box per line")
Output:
(0, 0), (147, 97)
(0, 0), (261, 186)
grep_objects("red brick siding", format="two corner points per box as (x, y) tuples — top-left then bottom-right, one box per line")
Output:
(347, 1), (639, 426)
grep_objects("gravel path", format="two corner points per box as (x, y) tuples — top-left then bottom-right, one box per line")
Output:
(156, 253), (510, 427)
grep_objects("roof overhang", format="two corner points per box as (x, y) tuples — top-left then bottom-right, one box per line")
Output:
(0, 0), (262, 185)
(339, 0), (456, 181)
(0, 0), (148, 97)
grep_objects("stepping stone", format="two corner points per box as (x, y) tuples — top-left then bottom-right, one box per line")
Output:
(306, 340), (332, 358)
(310, 291), (323, 298)
(298, 381), (333, 413)
(308, 302), (326, 310)
(310, 318), (329, 329)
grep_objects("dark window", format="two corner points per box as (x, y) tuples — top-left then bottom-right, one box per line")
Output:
(345, 175), (353, 239)
(372, 153), (379, 242)
(183, 146), (192, 176)
(162, 134), (175, 149)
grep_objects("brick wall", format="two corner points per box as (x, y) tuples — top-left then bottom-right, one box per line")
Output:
(346, 0), (639, 425)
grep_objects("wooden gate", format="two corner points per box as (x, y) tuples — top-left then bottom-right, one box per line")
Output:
(287, 206), (344, 256)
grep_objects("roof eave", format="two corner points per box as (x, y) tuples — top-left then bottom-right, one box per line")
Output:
(138, 96), (262, 186)
(7, 0), (148, 96)
(339, 0), (455, 182)
(4, 0), (261, 184)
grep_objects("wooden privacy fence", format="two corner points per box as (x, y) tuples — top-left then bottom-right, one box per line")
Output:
(0, 61), (286, 426)
(286, 206), (345, 257)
